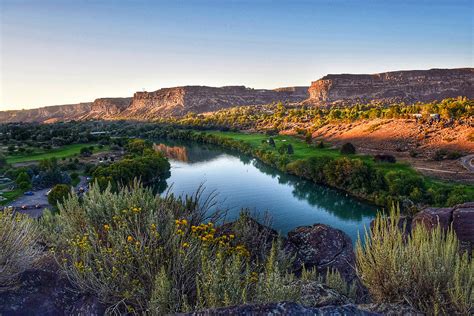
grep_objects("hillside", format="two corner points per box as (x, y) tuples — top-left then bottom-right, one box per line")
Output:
(0, 68), (472, 123)
(0, 103), (92, 123)
(305, 68), (474, 106)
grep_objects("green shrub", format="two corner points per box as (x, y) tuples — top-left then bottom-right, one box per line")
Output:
(46, 183), (299, 313)
(340, 142), (356, 155)
(324, 268), (357, 300)
(0, 208), (42, 292)
(356, 206), (473, 315)
(47, 184), (71, 207)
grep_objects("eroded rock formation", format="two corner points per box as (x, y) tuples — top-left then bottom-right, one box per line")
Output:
(80, 97), (131, 120)
(306, 68), (474, 106)
(0, 103), (92, 123)
(120, 85), (308, 119)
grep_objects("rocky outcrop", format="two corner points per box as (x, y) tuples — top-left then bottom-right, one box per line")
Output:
(121, 85), (308, 119)
(297, 281), (351, 307)
(400, 202), (474, 253)
(0, 103), (92, 123)
(80, 97), (131, 120)
(186, 301), (379, 315)
(285, 224), (356, 283)
(0, 86), (308, 123)
(306, 68), (474, 106)
(0, 269), (104, 315)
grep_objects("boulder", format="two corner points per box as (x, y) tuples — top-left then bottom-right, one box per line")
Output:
(359, 303), (423, 316)
(0, 269), (104, 316)
(452, 202), (474, 244)
(185, 301), (379, 315)
(285, 224), (356, 283)
(412, 207), (453, 231)
(218, 215), (279, 261)
(297, 281), (351, 307)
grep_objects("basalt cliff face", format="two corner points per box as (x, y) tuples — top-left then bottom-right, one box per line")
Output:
(0, 103), (92, 123)
(80, 97), (132, 120)
(120, 85), (308, 119)
(1, 67), (472, 123)
(305, 68), (474, 105)
(0, 86), (307, 123)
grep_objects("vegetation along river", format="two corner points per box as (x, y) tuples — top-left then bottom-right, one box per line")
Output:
(154, 138), (377, 242)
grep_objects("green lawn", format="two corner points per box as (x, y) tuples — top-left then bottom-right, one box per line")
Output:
(6, 143), (109, 164)
(207, 130), (412, 171)
(0, 188), (23, 205)
(204, 131), (471, 195)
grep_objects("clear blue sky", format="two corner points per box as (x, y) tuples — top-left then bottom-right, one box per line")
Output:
(1, 0), (472, 110)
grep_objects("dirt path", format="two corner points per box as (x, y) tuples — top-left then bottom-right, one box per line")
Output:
(460, 154), (474, 172)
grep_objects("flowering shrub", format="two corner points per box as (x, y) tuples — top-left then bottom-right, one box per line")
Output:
(0, 208), (42, 292)
(45, 182), (299, 313)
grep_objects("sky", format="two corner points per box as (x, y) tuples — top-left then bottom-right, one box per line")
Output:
(0, 0), (472, 110)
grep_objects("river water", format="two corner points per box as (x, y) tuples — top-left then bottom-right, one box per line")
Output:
(154, 139), (377, 242)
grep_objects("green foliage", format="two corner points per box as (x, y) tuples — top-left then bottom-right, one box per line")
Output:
(47, 184), (71, 207)
(92, 152), (170, 191)
(0, 154), (7, 168)
(356, 205), (473, 315)
(15, 171), (31, 190)
(0, 208), (42, 292)
(44, 183), (299, 313)
(340, 142), (356, 155)
(324, 268), (357, 300)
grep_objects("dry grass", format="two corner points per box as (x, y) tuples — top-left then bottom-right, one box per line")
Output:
(356, 205), (473, 315)
(0, 208), (43, 292)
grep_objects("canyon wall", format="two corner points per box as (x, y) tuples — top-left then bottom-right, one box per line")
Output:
(0, 103), (92, 123)
(120, 86), (308, 119)
(306, 68), (474, 105)
(80, 97), (132, 120)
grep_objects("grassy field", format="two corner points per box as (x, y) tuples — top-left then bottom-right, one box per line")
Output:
(6, 143), (109, 164)
(0, 188), (23, 205)
(207, 131), (413, 171)
(205, 131), (473, 197)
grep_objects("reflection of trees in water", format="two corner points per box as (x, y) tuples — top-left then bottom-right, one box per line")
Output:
(154, 144), (189, 162)
(153, 138), (376, 222)
(250, 159), (377, 221)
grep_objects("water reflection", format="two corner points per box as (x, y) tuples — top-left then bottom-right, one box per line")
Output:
(153, 138), (377, 241)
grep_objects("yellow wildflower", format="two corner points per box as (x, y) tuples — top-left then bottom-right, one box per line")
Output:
(127, 235), (133, 242)
(103, 224), (110, 231)
(182, 242), (189, 248)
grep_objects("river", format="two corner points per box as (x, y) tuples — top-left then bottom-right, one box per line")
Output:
(154, 139), (377, 242)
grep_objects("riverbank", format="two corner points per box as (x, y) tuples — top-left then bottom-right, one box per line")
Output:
(150, 128), (473, 209)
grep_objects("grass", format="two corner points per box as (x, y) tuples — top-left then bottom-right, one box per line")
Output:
(0, 188), (24, 206)
(5, 143), (109, 164)
(205, 131), (473, 203)
(206, 131), (412, 172)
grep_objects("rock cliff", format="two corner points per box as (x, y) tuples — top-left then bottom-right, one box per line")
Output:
(306, 68), (474, 105)
(120, 85), (308, 119)
(80, 97), (132, 120)
(0, 103), (92, 123)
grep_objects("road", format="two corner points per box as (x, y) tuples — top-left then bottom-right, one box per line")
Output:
(460, 154), (474, 173)
(9, 188), (50, 218)
(8, 176), (89, 218)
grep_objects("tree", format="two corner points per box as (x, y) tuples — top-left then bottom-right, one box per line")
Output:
(287, 144), (294, 155)
(340, 143), (356, 155)
(0, 154), (7, 168)
(16, 172), (31, 190)
(305, 133), (312, 144)
(48, 184), (71, 207)
(268, 138), (275, 147)
(80, 147), (93, 157)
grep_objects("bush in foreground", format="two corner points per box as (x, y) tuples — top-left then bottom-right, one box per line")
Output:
(0, 208), (42, 292)
(356, 206), (473, 315)
(43, 183), (301, 313)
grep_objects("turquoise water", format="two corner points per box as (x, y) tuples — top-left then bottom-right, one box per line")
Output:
(155, 139), (377, 242)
